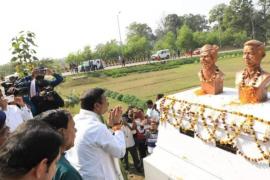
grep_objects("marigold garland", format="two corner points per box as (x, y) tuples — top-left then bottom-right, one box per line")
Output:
(159, 96), (270, 165)
(194, 89), (207, 96)
(239, 86), (259, 104)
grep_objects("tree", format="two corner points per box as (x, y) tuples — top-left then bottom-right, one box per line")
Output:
(223, 0), (254, 38)
(232, 31), (248, 47)
(127, 22), (155, 41)
(209, 3), (228, 31)
(155, 15), (166, 40)
(10, 31), (39, 75)
(176, 25), (195, 52)
(154, 31), (176, 52)
(95, 40), (120, 61)
(257, 0), (270, 42)
(65, 52), (83, 65)
(164, 14), (183, 37)
(125, 35), (151, 60)
(82, 46), (92, 60)
(182, 14), (209, 32)
(193, 31), (208, 47)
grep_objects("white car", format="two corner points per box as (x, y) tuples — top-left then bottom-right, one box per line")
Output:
(151, 49), (170, 60)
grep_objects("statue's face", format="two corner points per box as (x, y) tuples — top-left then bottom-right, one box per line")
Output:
(200, 52), (215, 69)
(243, 45), (261, 69)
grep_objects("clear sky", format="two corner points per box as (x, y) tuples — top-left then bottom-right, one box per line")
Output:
(0, 0), (232, 65)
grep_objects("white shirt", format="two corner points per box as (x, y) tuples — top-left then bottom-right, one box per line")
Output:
(146, 108), (160, 122)
(30, 79), (36, 98)
(66, 109), (126, 180)
(121, 123), (135, 148)
(4, 105), (33, 132)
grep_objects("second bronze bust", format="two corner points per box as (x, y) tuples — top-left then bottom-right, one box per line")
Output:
(198, 44), (224, 95)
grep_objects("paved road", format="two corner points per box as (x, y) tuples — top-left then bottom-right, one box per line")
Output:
(62, 48), (243, 77)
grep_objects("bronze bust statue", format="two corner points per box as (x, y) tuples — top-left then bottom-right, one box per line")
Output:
(198, 44), (224, 95)
(236, 40), (270, 103)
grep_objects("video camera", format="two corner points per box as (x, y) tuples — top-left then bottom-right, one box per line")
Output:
(1, 76), (29, 97)
(40, 86), (56, 99)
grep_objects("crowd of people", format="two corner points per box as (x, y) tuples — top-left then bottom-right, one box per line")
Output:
(0, 79), (163, 180)
(120, 98), (161, 173)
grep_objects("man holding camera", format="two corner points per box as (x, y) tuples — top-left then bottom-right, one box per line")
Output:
(19, 67), (64, 115)
(0, 89), (33, 132)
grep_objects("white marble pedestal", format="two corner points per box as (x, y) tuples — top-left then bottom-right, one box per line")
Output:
(144, 87), (270, 180)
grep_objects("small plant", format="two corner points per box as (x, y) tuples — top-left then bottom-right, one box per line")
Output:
(10, 31), (39, 76)
(64, 90), (80, 108)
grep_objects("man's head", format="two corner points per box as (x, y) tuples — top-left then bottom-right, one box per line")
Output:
(200, 44), (219, 70)
(32, 67), (47, 80)
(125, 106), (135, 119)
(150, 121), (158, 131)
(0, 110), (9, 146)
(80, 88), (109, 115)
(0, 120), (63, 180)
(134, 109), (145, 120)
(34, 109), (76, 151)
(156, 94), (164, 101)
(146, 100), (154, 109)
(243, 40), (265, 69)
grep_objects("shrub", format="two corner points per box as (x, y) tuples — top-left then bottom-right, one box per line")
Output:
(64, 91), (80, 108)
(111, 92), (119, 99)
(116, 94), (123, 101)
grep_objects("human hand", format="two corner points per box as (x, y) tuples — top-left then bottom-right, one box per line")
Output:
(46, 69), (54, 76)
(108, 106), (123, 126)
(0, 98), (8, 111)
(14, 96), (25, 107)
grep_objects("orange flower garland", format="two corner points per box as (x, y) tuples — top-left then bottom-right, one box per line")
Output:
(239, 86), (259, 104)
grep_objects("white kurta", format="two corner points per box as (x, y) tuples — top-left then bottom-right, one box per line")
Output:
(66, 109), (126, 180)
(4, 105), (33, 132)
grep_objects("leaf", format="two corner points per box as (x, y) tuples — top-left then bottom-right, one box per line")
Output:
(11, 57), (17, 62)
(30, 49), (36, 54)
(23, 44), (29, 49)
(18, 36), (25, 42)
(25, 54), (31, 59)
(33, 56), (39, 61)
(26, 38), (36, 46)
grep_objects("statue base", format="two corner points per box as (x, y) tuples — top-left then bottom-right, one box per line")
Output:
(144, 87), (270, 180)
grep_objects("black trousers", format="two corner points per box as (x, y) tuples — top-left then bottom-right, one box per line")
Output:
(123, 145), (140, 170)
(135, 140), (147, 164)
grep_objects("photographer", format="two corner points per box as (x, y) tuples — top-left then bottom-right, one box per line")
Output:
(18, 67), (64, 115)
(0, 88), (33, 132)
(1, 74), (19, 96)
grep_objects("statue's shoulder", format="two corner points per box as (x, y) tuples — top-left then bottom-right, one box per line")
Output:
(262, 71), (270, 77)
(218, 69), (225, 77)
(260, 71), (270, 85)
(236, 70), (244, 76)
(235, 71), (244, 85)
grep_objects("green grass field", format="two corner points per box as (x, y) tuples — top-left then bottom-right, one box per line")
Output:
(58, 53), (270, 116)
